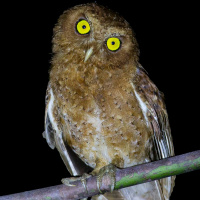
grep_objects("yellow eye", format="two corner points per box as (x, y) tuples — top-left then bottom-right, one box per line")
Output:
(106, 37), (121, 51)
(76, 20), (90, 34)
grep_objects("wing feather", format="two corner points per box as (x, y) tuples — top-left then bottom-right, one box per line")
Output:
(43, 83), (56, 149)
(134, 65), (175, 199)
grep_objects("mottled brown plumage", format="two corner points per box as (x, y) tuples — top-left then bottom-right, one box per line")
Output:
(43, 3), (175, 200)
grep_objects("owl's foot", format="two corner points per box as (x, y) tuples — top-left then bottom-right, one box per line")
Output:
(61, 173), (91, 193)
(96, 164), (116, 193)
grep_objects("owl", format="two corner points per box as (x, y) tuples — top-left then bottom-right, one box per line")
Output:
(43, 3), (175, 200)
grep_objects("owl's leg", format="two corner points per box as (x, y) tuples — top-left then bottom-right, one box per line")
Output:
(95, 164), (116, 193)
(61, 173), (91, 193)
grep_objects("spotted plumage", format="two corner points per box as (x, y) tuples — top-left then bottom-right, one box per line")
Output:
(43, 3), (175, 200)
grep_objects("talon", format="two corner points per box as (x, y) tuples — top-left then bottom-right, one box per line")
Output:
(61, 177), (77, 186)
(96, 164), (116, 193)
(61, 173), (91, 194)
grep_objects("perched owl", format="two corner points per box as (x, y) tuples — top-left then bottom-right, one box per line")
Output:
(43, 3), (175, 200)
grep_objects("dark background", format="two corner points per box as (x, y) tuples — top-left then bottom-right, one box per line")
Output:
(1, 1), (199, 199)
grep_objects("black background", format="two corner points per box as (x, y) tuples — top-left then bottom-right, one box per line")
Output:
(1, 1), (199, 199)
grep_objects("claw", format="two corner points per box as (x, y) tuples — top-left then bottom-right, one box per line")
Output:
(96, 164), (116, 193)
(61, 177), (77, 186)
(61, 173), (91, 194)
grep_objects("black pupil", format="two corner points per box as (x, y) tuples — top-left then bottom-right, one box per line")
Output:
(112, 41), (115, 45)
(82, 25), (86, 29)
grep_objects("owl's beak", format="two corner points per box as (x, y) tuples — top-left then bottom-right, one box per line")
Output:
(84, 47), (93, 62)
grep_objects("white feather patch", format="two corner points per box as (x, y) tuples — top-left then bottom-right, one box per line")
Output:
(131, 82), (149, 126)
(48, 89), (59, 132)
(48, 88), (78, 175)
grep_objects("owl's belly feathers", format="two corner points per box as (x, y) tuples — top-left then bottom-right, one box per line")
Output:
(52, 65), (151, 169)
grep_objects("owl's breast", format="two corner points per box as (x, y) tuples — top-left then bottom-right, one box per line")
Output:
(52, 65), (151, 168)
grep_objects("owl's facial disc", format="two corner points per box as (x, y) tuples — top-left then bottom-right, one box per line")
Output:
(84, 47), (93, 62)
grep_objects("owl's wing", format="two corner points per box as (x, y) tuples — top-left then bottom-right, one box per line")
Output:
(43, 83), (55, 149)
(133, 65), (175, 199)
(43, 82), (91, 176)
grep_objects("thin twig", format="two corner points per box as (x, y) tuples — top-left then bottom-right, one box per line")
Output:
(0, 150), (200, 200)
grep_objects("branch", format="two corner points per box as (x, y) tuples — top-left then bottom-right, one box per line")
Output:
(1, 150), (200, 200)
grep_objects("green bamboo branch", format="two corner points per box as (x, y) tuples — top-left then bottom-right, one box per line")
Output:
(0, 150), (199, 200)
(115, 150), (200, 190)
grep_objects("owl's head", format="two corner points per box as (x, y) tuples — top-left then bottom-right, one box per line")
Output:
(52, 3), (139, 69)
